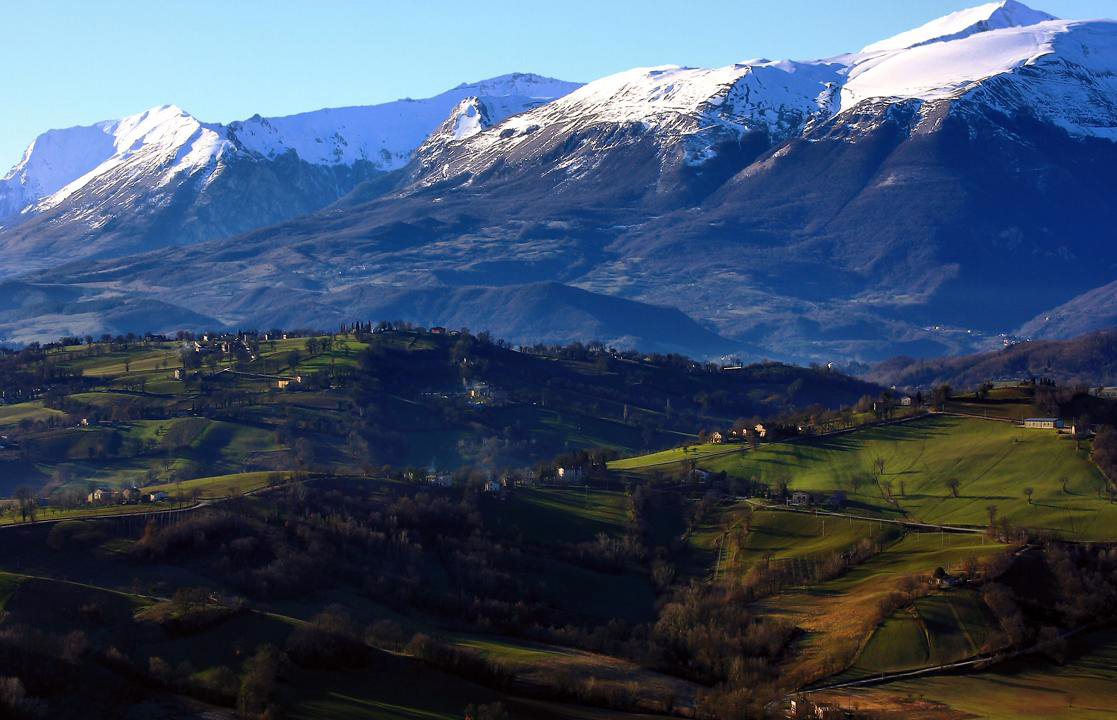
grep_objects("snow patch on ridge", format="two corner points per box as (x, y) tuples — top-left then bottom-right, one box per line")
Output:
(842, 19), (1117, 140)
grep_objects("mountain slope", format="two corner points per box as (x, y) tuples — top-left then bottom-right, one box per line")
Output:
(1017, 279), (1117, 340)
(870, 327), (1117, 388)
(3, 2), (1117, 362)
(0, 74), (580, 276)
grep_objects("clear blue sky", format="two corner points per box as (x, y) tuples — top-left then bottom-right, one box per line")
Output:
(1, 0), (1112, 170)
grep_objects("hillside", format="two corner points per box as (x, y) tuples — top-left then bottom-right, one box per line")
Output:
(870, 327), (1117, 389)
(615, 413), (1117, 541)
(0, 327), (879, 500)
(1, 333), (1115, 718)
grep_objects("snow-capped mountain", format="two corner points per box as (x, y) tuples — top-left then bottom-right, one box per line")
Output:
(0, 73), (579, 274)
(416, 61), (845, 186)
(3, 1), (1117, 362)
(419, 3), (1117, 190)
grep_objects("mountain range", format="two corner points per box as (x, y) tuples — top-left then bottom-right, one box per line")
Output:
(0, 74), (580, 274)
(2, 1), (1116, 362)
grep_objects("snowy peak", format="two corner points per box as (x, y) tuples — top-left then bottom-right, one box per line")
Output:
(35, 105), (231, 212)
(0, 74), (580, 218)
(0, 119), (118, 217)
(861, 0), (1056, 53)
(449, 60), (843, 168)
(841, 17), (1117, 140)
(227, 74), (578, 169)
(424, 97), (495, 148)
(446, 72), (582, 100)
(0, 104), (229, 217)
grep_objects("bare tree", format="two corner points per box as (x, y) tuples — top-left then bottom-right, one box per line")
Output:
(873, 456), (886, 476)
(1024, 487), (1034, 505)
(13, 486), (35, 523)
(945, 477), (960, 498)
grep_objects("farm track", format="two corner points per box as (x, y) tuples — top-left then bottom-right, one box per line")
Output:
(742, 501), (988, 535)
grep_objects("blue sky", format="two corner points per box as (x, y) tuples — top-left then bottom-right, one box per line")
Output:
(1, 0), (1113, 170)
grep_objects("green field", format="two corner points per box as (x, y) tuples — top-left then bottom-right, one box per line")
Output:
(683, 416), (1116, 540)
(144, 470), (293, 498)
(825, 533), (1006, 593)
(607, 442), (741, 471)
(0, 400), (66, 428)
(730, 509), (888, 572)
(855, 611), (931, 672)
(484, 488), (630, 545)
(851, 589), (994, 676)
(681, 504), (893, 583)
(831, 630), (1117, 719)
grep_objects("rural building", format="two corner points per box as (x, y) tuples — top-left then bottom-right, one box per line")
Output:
(425, 473), (453, 488)
(932, 567), (963, 588)
(88, 487), (114, 503)
(276, 375), (302, 389)
(430, 326), (446, 335)
(789, 491), (811, 507)
(1072, 423), (1095, 439)
(465, 381), (489, 401)
(556, 466), (582, 483)
(754, 424), (767, 438)
(691, 468), (711, 483)
(1024, 418), (1063, 430)
(709, 431), (723, 444)
(149, 491), (169, 502)
(900, 396), (913, 406)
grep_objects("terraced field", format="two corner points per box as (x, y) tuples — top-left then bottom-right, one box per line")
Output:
(754, 531), (1009, 685)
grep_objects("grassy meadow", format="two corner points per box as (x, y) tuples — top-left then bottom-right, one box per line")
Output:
(616, 415), (1116, 540)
